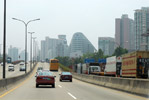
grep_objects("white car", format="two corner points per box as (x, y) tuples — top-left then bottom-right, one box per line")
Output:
(8, 64), (15, 71)
(20, 62), (25, 66)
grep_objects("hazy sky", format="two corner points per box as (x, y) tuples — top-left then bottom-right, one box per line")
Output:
(0, 0), (149, 53)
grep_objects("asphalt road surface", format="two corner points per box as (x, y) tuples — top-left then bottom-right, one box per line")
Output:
(0, 62), (148, 100)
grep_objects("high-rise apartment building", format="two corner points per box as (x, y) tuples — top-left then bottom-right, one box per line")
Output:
(115, 14), (134, 51)
(57, 35), (69, 57)
(69, 32), (96, 58)
(19, 50), (28, 61)
(8, 46), (18, 62)
(41, 40), (46, 61)
(40, 35), (69, 60)
(98, 37), (115, 55)
(134, 7), (149, 50)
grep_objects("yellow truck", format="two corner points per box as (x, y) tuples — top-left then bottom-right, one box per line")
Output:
(122, 51), (149, 78)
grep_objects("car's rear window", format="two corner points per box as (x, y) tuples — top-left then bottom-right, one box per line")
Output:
(62, 72), (72, 75)
(38, 72), (53, 76)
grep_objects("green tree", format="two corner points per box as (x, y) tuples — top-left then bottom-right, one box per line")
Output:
(112, 46), (128, 57)
(55, 56), (71, 66)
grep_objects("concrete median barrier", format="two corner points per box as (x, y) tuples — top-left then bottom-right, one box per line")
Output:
(0, 63), (37, 90)
(72, 73), (149, 97)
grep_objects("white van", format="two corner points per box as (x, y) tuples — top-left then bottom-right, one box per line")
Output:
(8, 64), (15, 71)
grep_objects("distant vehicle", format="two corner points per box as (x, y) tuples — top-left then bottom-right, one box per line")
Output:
(49, 59), (59, 71)
(7, 57), (12, 63)
(36, 67), (43, 75)
(104, 56), (121, 76)
(77, 63), (82, 74)
(82, 63), (104, 75)
(59, 72), (72, 82)
(8, 64), (15, 71)
(20, 62), (24, 66)
(88, 66), (101, 74)
(37, 67), (43, 71)
(35, 71), (56, 88)
(20, 66), (26, 71)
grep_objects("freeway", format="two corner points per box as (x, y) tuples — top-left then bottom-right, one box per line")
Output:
(0, 62), (148, 100)
(0, 63), (31, 79)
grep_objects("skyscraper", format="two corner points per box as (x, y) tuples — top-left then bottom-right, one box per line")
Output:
(134, 7), (149, 50)
(115, 14), (134, 51)
(40, 35), (69, 60)
(41, 40), (46, 61)
(69, 32), (96, 58)
(57, 35), (69, 57)
(19, 50), (28, 61)
(8, 46), (18, 62)
(98, 37), (115, 55)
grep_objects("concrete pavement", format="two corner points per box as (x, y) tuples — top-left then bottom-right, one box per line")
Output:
(0, 62), (148, 100)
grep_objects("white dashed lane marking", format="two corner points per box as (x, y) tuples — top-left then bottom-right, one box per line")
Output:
(58, 85), (62, 88)
(67, 92), (77, 99)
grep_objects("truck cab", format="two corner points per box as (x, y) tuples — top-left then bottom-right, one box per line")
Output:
(88, 65), (101, 74)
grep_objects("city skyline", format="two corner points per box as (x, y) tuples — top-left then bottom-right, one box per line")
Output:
(0, 0), (149, 51)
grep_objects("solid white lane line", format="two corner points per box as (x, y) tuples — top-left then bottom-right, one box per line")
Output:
(58, 85), (62, 88)
(67, 92), (77, 99)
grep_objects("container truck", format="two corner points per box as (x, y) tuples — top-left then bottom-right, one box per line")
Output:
(104, 56), (122, 76)
(82, 63), (89, 74)
(122, 51), (149, 78)
(77, 63), (82, 74)
(82, 63), (104, 75)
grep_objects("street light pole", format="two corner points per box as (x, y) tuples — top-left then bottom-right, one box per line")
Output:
(28, 32), (35, 70)
(32, 37), (36, 66)
(12, 18), (40, 73)
(3, 0), (6, 79)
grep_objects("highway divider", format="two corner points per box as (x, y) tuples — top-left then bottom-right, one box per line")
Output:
(59, 64), (149, 97)
(0, 63), (37, 91)
(72, 72), (149, 97)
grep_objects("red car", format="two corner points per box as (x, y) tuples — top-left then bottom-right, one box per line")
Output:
(59, 72), (72, 82)
(36, 71), (56, 88)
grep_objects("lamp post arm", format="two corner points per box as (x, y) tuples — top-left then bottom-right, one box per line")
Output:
(12, 18), (26, 25)
(26, 18), (40, 25)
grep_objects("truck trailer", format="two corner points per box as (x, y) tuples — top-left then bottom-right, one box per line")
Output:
(122, 51), (149, 78)
(104, 56), (122, 76)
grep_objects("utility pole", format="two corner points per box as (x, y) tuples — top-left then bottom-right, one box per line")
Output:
(12, 18), (40, 73)
(32, 37), (36, 65)
(3, 0), (6, 78)
(28, 32), (35, 70)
